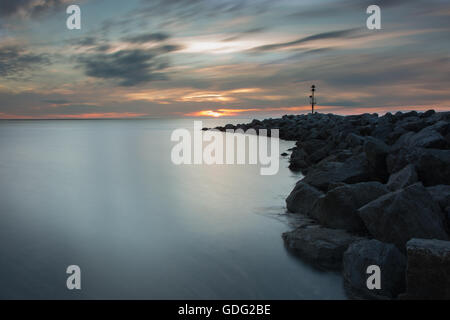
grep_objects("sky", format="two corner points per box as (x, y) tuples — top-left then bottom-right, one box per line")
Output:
(0, 0), (449, 119)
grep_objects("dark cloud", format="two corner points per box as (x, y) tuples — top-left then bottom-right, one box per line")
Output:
(42, 99), (71, 105)
(249, 28), (361, 52)
(123, 32), (170, 43)
(74, 37), (98, 47)
(77, 46), (181, 86)
(222, 27), (266, 42)
(0, 46), (50, 77)
(0, 0), (70, 18)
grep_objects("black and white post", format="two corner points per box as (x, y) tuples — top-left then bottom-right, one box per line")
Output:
(309, 85), (316, 114)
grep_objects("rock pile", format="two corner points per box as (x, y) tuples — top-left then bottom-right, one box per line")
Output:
(217, 110), (450, 299)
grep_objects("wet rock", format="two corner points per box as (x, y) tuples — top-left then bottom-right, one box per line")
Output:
(364, 137), (390, 181)
(387, 148), (450, 185)
(310, 182), (389, 233)
(289, 148), (309, 172)
(413, 148), (450, 186)
(282, 226), (363, 270)
(358, 183), (449, 249)
(303, 153), (372, 192)
(426, 185), (450, 211)
(422, 109), (436, 118)
(409, 127), (447, 149)
(386, 164), (418, 191)
(343, 239), (406, 299)
(285, 182), (323, 214)
(404, 238), (450, 299)
(345, 133), (365, 148)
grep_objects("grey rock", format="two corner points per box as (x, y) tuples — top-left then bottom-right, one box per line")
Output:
(410, 128), (447, 149)
(386, 164), (418, 191)
(393, 121), (449, 150)
(387, 148), (450, 185)
(345, 133), (365, 148)
(343, 239), (406, 299)
(286, 182), (323, 214)
(392, 131), (415, 150)
(426, 185), (450, 211)
(404, 238), (450, 299)
(303, 153), (372, 191)
(364, 137), (390, 181)
(358, 183), (448, 249)
(413, 148), (450, 186)
(422, 109), (436, 118)
(311, 182), (389, 233)
(282, 226), (363, 270)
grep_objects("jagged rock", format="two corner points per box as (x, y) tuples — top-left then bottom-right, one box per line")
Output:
(301, 139), (327, 155)
(343, 239), (406, 299)
(400, 117), (426, 132)
(413, 148), (450, 186)
(308, 145), (330, 163)
(408, 125), (448, 149)
(364, 137), (390, 181)
(387, 148), (450, 185)
(392, 131), (415, 151)
(289, 148), (309, 172)
(303, 153), (372, 191)
(422, 109), (436, 118)
(386, 164), (418, 191)
(358, 183), (448, 249)
(310, 182), (389, 233)
(327, 181), (347, 191)
(345, 133), (365, 147)
(404, 238), (450, 299)
(395, 121), (448, 148)
(282, 226), (363, 270)
(426, 185), (450, 211)
(285, 182), (323, 214)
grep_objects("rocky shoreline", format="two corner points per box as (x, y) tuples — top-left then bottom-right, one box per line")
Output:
(214, 110), (450, 300)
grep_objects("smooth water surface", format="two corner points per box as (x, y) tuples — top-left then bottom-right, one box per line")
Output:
(0, 119), (346, 299)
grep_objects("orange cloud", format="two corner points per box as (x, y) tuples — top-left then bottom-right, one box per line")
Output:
(185, 106), (310, 117)
(184, 105), (450, 118)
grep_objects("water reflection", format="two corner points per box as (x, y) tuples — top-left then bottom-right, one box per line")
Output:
(0, 119), (346, 299)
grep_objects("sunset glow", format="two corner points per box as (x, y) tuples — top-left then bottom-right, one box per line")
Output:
(0, 0), (449, 119)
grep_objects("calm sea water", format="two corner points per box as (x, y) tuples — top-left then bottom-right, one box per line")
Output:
(0, 119), (346, 299)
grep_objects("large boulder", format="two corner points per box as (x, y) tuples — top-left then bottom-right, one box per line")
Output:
(364, 137), (390, 181)
(345, 133), (365, 148)
(414, 148), (450, 186)
(303, 153), (373, 191)
(282, 226), (363, 270)
(404, 238), (450, 299)
(386, 148), (450, 186)
(289, 147), (309, 172)
(286, 182), (323, 214)
(358, 183), (448, 249)
(386, 164), (418, 191)
(343, 239), (406, 299)
(310, 182), (389, 233)
(393, 121), (449, 150)
(410, 129), (447, 149)
(426, 185), (450, 211)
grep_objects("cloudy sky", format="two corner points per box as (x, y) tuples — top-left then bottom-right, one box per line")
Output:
(0, 0), (449, 119)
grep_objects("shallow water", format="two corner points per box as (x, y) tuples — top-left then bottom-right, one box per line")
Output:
(0, 119), (346, 299)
